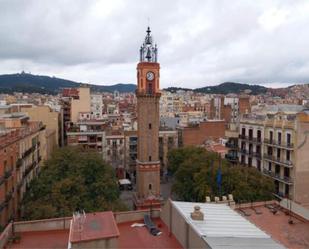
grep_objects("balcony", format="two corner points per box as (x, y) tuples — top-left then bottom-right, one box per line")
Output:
(264, 138), (294, 149)
(225, 154), (238, 162)
(263, 154), (293, 167)
(238, 134), (246, 140)
(253, 152), (262, 158)
(240, 148), (247, 154)
(17, 181), (23, 190)
(0, 176), (4, 185)
(5, 190), (13, 203)
(4, 168), (13, 179)
(263, 169), (293, 185)
(225, 142), (237, 149)
(16, 158), (22, 169)
(238, 135), (262, 144)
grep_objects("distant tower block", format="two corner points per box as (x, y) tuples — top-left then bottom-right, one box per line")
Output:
(134, 27), (161, 209)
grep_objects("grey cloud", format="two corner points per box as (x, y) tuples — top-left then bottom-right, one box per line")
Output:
(0, 0), (309, 88)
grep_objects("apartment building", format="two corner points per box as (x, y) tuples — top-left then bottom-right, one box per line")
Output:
(0, 114), (46, 228)
(21, 105), (60, 145)
(238, 108), (309, 206)
(90, 94), (103, 119)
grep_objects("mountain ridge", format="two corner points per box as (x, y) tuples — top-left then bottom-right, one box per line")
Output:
(0, 72), (304, 95)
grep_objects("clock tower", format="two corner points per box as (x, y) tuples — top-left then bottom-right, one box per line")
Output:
(134, 27), (161, 209)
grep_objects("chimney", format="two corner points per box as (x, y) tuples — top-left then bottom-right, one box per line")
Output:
(190, 206), (204, 221)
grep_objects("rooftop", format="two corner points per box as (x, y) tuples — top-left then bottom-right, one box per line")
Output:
(69, 211), (119, 244)
(4, 212), (182, 249)
(8, 229), (69, 249)
(239, 205), (309, 249)
(118, 218), (182, 248)
(172, 201), (284, 248)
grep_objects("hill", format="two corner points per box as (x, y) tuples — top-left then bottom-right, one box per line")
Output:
(194, 82), (267, 95)
(0, 72), (136, 94)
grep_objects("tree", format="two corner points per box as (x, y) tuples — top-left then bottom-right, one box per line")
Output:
(168, 147), (275, 203)
(22, 146), (127, 220)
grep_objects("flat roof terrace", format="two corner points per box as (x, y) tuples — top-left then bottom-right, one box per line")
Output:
(8, 229), (69, 249)
(118, 218), (182, 248)
(238, 206), (309, 249)
(5, 215), (182, 249)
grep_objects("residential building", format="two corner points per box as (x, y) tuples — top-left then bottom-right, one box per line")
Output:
(238, 107), (309, 206)
(0, 114), (46, 228)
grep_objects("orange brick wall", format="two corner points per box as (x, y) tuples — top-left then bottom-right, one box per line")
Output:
(182, 121), (226, 146)
(239, 97), (251, 114)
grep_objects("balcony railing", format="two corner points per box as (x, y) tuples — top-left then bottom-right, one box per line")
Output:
(263, 154), (293, 167)
(264, 138), (294, 149)
(238, 135), (262, 144)
(4, 168), (13, 179)
(5, 190), (13, 203)
(225, 154), (238, 162)
(226, 142), (237, 148)
(263, 169), (293, 185)
(0, 176), (4, 185)
(16, 158), (22, 169)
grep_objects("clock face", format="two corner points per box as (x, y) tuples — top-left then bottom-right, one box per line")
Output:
(146, 71), (154, 81)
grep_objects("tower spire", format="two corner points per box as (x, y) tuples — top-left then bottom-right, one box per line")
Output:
(140, 26), (158, 62)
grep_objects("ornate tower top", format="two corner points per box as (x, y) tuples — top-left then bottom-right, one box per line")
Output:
(139, 27), (158, 63)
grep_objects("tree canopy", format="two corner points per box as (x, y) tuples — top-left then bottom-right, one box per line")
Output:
(168, 147), (275, 203)
(22, 146), (127, 220)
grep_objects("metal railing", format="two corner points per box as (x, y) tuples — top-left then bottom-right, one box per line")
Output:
(263, 154), (293, 167)
(263, 169), (293, 184)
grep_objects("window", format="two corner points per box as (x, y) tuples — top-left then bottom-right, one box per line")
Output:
(287, 133), (291, 145)
(286, 150), (290, 161)
(277, 149), (281, 159)
(268, 162), (272, 171)
(149, 184), (152, 190)
(149, 156), (152, 161)
(257, 130), (261, 142)
(249, 129), (253, 140)
(257, 160), (261, 171)
(149, 123), (152, 129)
(269, 131), (273, 143)
(278, 132), (282, 145)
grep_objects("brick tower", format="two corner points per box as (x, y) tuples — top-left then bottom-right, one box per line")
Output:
(134, 27), (161, 209)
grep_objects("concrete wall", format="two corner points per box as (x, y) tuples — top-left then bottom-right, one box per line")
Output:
(14, 217), (72, 233)
(161, 200), (208, 249)
(114, 209), (160, 224)
(21, 105), (60, 145)
(71, 87), (91, 123)
(295, 115), (309, 205)
(71, 237), (118, 249)
(280, 198), (309, 221)
(0, 222), (13, 249)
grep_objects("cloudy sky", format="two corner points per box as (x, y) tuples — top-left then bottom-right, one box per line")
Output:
(0, 0), (309, 88)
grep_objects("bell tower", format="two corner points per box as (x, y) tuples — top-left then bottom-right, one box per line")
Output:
(134, 27), (161, 209)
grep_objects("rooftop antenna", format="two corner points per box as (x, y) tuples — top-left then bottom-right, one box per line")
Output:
(73, 210), (86, 240)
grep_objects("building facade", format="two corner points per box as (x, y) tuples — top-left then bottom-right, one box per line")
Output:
(238, 110), (309, 205)
(0, 114), (46, 228)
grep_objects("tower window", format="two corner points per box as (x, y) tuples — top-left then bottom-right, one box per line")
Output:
(149, 123), (152, 129)
(149, 184), (152, 190)
(149, 156), (152, 161)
